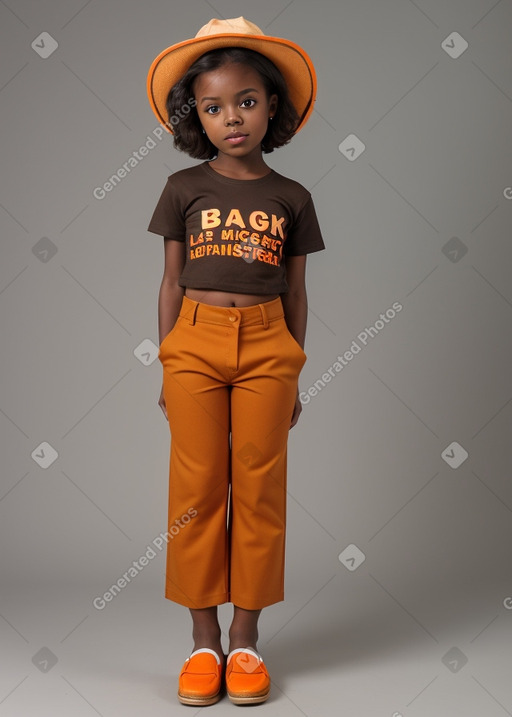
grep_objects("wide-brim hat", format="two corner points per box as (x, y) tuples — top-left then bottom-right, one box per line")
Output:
(147, 16), (317, 134)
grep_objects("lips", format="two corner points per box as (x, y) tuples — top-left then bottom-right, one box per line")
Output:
(225, 132), (248, 144)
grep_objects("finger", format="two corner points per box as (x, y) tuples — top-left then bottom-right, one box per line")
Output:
(158, 398), (169, 421)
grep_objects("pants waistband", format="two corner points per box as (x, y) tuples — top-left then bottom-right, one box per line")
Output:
(179, 294), (284, 328)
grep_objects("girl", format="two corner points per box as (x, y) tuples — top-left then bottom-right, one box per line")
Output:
(146, 17), (325, 706)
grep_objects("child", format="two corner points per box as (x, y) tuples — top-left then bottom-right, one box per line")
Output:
(146, 17), (325, 706)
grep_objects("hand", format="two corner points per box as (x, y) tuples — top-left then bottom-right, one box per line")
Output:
(290, 390), (302, 428)
(158, 384), (168, 421)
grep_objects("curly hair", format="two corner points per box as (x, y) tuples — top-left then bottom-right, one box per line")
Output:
(165, 47), (300, 159)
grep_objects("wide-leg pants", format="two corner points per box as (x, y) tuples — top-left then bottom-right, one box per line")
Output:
(158, 294), (307, 610)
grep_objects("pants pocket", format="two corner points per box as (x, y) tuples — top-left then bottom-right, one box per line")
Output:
(280, 318), (307, 360)
(159, 316), (184, 358)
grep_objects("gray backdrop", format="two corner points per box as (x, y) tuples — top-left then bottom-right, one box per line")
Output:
(1, 1), (512, 715)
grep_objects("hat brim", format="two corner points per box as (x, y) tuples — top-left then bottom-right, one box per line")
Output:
(147, 33), (316, 134)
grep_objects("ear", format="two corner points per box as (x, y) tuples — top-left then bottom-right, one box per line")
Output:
(268, 93), (278, 117)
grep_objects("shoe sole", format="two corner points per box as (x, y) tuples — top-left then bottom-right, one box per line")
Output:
(227, 689), (270, 705)
(178, 690), (222, 706)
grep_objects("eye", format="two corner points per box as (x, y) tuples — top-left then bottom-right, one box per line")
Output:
(205, 105), (220, 115)
(240, 98), (256, 108)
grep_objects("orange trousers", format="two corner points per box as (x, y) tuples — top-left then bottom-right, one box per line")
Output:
(158, 294), (307, 610)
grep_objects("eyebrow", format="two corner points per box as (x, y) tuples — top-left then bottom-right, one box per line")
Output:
(199, 87), (260, 103)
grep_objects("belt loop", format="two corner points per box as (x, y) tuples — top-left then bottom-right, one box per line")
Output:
(188, 301), (199, 326)
(259, 302), (269, 329)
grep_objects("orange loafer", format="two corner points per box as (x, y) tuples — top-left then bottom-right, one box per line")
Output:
(225, 647), (270, 705)
(177, 647), (224, 706)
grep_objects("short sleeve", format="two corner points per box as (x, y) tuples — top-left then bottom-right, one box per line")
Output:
(284, 196), (325, 256)
(147, 177), (186, 241)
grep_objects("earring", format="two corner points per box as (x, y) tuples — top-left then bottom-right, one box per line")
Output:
(269, 116), (273, 121)
(202, 128), (206, 134)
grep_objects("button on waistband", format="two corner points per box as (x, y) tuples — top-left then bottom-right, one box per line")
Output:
(229, 315), (237, 322)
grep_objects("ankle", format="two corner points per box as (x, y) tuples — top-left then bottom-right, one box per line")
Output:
(192, 626), (222, 649)
(228, 630), (259, 654)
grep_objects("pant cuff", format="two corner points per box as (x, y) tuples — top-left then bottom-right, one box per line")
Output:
(164, 590), (229, 609)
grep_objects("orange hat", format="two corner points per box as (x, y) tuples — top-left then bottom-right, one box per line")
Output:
(147, 16), (317, 134)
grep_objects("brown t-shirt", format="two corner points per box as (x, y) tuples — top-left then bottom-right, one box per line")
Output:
(147, 162), (325, 294)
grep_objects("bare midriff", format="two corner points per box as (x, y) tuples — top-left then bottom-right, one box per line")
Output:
(185, 287), (279, 307)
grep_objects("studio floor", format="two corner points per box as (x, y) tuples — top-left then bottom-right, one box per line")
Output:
(1, 572), (510, 717)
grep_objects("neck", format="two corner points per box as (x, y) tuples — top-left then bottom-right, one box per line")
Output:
(208, 150), (271, 180)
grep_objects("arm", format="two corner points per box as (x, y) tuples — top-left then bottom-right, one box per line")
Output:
(158, 238), (186, 344)
(280, 254), (307, 350)
(157, 238), (186, 420)
(280, 255), (307, 429)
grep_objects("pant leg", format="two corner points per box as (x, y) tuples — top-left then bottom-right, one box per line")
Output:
(159, 313), (231, 608)
(229, 315), (307, 609)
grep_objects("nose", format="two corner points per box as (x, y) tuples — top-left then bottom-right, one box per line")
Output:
(224, 108), (241, 126)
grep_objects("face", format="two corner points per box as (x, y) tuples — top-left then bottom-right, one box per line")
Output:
(193, 62), (278, 160)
